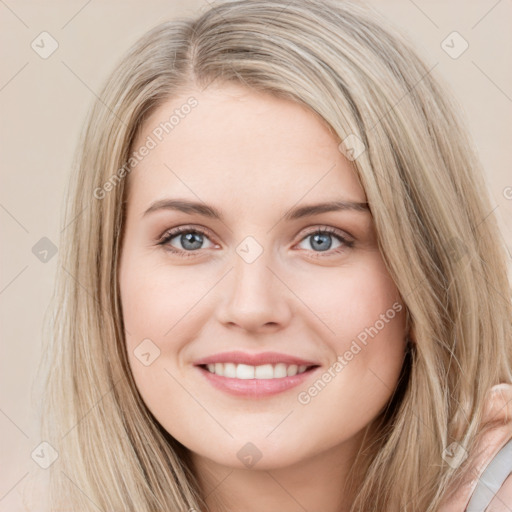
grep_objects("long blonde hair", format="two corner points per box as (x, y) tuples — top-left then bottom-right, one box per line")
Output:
(39, 0), (512, 510)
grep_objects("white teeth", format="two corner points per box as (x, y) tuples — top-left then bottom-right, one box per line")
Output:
(274, 363), (287, 378)
(236, 364), (255, 379)
(287, 364), (298, 377)
(205, 362), (312, 379)
(224, 362), (237, 378)
(255, 364), (273, 379)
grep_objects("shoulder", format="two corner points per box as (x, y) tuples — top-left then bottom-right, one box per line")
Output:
(438, 383), (512, 512)
(487, 473), (512, 510)
(466, 437), (512, 511)
(483, 383), (512, 426)
(466, 384), (512, 511)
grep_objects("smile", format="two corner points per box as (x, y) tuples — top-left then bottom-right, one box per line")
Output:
(197, 364), (319, 398)
(203, 362), (311, 379)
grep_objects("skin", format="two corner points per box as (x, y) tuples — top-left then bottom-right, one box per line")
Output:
(119, 82), (407, 512)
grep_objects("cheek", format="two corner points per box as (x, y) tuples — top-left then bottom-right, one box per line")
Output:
(119, 259), (199, 427)
(302, 258), (404, 346)
(294, 261), (406, 426)
(120, 256), (207, 342)
(119, 254), (216, 405)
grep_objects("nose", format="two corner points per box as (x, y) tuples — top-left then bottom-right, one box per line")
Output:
(215, 247), (293, 333)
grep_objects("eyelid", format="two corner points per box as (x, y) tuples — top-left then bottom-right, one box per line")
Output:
(157, 224), (215, 242)
(297, 225), (354, 242)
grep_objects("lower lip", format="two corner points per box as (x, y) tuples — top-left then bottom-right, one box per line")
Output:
(196, 365), (320, 398)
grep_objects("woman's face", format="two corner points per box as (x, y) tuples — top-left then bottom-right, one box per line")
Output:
(119, 82), (407, 471)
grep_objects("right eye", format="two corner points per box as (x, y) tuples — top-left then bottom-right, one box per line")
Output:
(158, 225), (217, 256)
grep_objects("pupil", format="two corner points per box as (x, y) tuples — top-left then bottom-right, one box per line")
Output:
(182, 232), (203, 250)
(311, 233), (332, 251)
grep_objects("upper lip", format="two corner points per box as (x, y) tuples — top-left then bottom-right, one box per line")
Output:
(194, 351), (320, 367)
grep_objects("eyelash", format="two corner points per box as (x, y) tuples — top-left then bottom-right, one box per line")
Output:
(157, 225), (355, 259)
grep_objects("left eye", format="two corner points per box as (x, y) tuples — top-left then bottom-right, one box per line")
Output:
(296, 229), (350, 253)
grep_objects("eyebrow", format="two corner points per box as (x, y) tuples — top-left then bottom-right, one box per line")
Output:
(142, 198), (370, 221)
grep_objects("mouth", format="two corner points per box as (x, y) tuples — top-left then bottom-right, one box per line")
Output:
(199, 362), (319, 379)
(193, 351), (321, 398)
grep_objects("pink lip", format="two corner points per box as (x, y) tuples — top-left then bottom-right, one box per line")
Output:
(194, 351), (319, 367)
(197, 365), (320, 398)
(194, 351), (321, 398)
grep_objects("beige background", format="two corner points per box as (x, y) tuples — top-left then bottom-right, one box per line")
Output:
(1, 0), (511, 508)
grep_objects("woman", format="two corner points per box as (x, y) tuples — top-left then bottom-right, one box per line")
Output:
(39, 0), (512, 510)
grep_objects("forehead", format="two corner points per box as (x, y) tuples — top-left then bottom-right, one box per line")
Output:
(126, 83), (365, 214)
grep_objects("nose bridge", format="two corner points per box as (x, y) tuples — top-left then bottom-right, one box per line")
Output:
(215, 235), (292, 331)
(233, 241), (273, 298)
